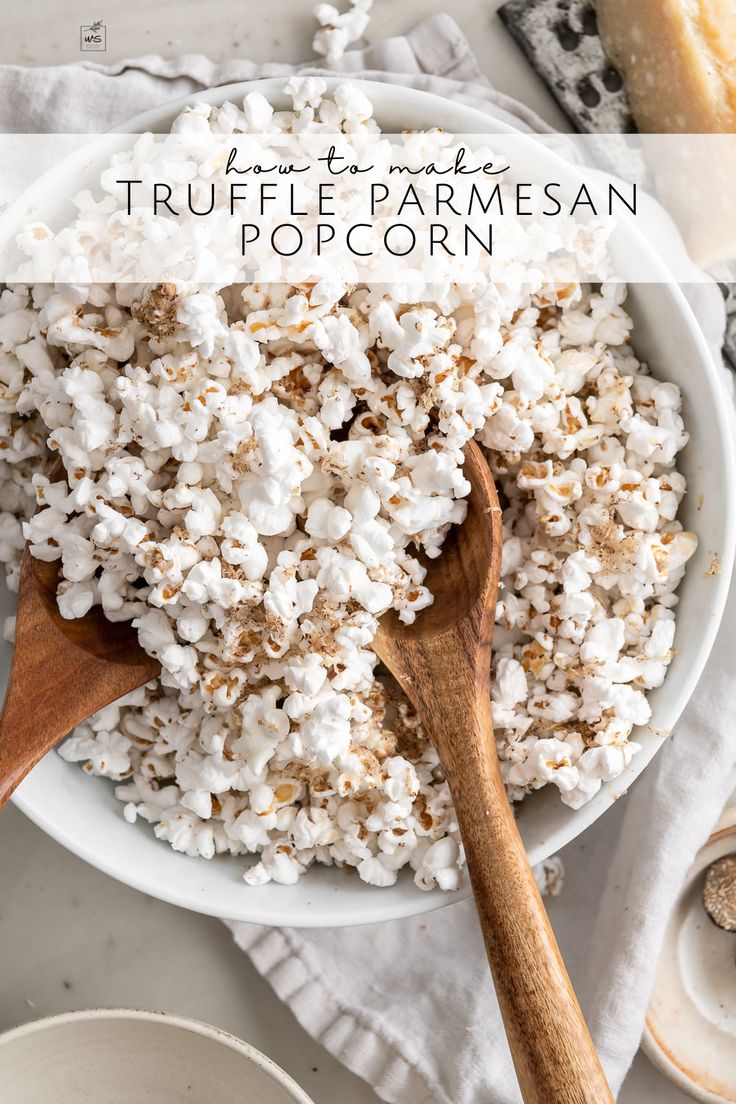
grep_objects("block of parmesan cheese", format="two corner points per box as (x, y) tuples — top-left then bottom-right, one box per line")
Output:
(597, 0), (736, 133)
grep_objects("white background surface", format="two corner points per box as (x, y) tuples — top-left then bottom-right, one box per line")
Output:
(0, 2), (697, 1101)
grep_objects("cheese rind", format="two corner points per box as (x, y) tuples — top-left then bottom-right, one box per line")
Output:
(597, 0), (736, 133)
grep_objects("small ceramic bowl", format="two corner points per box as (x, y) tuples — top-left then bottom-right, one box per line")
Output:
(643, 806), (736, 1103)
(0, 1008), (315, 1104)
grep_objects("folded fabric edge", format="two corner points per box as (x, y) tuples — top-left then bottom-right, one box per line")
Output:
(34, 13), (479, 83)
(227, 920), (452, 1104)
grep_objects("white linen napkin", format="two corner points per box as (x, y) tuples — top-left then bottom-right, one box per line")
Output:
(2, 15), (734, 1103)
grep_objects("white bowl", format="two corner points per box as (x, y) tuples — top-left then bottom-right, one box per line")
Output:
(0, 1008), (314, 1104)
(2, 78), (734, 925)
(643, 806), (736, 1104)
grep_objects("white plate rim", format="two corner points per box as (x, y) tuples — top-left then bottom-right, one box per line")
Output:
(0, 1006), (316, 1104)
(642, 807), (736, 1104)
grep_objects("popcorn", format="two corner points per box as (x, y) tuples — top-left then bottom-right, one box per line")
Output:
(414, 837), (463, 892)
(533, 855), (565, 897)
(0, 84), (698, 892)
(312, 0), (374, 65)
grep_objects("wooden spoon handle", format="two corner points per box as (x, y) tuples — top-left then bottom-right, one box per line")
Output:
(439, 691), (613, 1104)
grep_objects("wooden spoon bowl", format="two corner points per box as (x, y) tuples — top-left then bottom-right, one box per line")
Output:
(0, 464), (159, 809)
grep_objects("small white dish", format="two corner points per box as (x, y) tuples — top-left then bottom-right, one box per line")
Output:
(643, 806), (736, 1103)
(0, 1008), (315, 1104)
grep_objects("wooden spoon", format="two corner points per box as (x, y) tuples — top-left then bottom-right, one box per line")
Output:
(373, 440), (613, 1104)
(0, 466), (159, 809)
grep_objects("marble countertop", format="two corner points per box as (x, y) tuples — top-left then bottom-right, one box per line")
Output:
(0, 3), (698, 1102)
